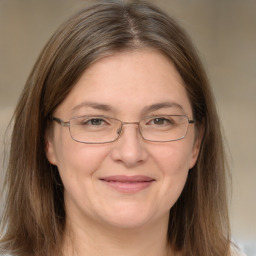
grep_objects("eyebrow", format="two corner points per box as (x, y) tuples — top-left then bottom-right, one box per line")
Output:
(141, 102), (184, 115)
(71, 101), (184, 116)
(71, 102), (113, 114)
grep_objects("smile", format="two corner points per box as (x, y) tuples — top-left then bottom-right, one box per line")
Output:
(99, 175), (156, 193)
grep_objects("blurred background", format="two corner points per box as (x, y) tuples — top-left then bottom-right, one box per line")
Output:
(0, 0), (255, 254)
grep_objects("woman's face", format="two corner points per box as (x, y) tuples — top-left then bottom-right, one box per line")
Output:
(46, 49), (201, 229)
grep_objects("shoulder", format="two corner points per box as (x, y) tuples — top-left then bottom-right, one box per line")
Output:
(231, 252), (247, 256)
(231, 246), (247, 256)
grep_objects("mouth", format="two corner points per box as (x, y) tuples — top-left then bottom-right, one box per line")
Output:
(99, 175), (156, 193)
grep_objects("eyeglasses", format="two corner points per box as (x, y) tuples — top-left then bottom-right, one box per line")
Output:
(50, 115), (195, 144)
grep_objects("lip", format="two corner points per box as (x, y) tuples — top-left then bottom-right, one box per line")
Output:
(99, 175), (156, 193)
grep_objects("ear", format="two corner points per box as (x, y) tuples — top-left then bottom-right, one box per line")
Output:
(45, 131), (57, 166)
(189, 124), (204, 169)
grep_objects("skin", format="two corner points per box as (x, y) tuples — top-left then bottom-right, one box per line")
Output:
(46, 49), (201, 256)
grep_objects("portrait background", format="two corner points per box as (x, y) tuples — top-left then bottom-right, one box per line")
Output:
(0, 0), (255, 254)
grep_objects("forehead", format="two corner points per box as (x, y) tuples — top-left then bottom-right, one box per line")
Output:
(55, 49), (193, 118)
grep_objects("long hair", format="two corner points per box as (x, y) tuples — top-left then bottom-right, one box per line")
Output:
(0, 1), (230, 255)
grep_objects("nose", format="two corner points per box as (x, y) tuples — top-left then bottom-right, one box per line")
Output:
(110, 124), (149, 168)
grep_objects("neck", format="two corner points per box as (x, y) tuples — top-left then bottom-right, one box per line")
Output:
(62, 214), (173, 256)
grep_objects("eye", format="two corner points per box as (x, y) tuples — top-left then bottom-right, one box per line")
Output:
(153, 118), (168, 125)
(82, 118), (109, 126)
(88, 118), (105, 125)
(146, 117), (174, 126)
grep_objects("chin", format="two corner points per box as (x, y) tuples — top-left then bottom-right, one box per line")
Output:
(103, 216), (152, 230)
(96, 205), (166, 230)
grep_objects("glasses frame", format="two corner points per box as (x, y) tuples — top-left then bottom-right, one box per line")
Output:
(49, 115), (195, 144)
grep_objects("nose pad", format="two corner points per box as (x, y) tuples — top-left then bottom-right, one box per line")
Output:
(116, 127), (122, 135)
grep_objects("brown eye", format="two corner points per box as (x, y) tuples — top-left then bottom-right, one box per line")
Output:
(147, 117), (173, 126)
(88, 119), (105, 125)
(79, 117), (109, 126)
(153, 118), (166, 125)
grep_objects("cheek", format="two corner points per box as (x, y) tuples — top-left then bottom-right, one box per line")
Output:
(149, 142), (193, 208)
(53, 131), (110, 187)
(55, 141), (111, 209)
(57, 145), (110, 177)
(151, 141), (193, 176)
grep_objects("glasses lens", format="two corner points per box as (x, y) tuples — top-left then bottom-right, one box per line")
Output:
(69, 116), (121, 143)
(140, 115), (189, 142)
(68, 115), (190, 143)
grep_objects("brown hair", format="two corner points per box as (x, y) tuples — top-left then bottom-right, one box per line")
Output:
(0, 1), (231, 255)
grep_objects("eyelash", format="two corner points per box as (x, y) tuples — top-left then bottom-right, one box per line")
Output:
(146, 117), (175, 126)
(75, 115), (179, 126)
(81, 118), (109, 125)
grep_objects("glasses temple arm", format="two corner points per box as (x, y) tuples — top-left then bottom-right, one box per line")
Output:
(49, 116), (70, 127)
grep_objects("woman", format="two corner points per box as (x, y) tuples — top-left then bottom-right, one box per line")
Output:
(0, 1), (244, 256)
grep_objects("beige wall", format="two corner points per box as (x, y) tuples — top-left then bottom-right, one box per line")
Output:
(0, 0), (255, 254)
